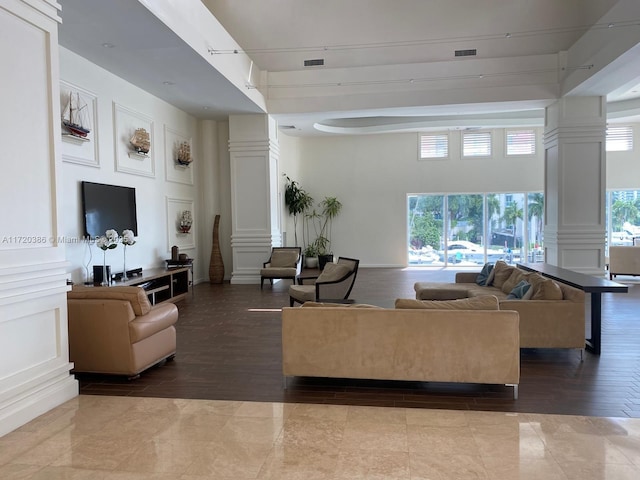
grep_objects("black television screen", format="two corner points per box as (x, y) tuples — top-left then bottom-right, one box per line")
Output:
(81, 181), (138, 238)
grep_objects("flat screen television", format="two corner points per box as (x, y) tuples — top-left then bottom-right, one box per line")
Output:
(81, 181), (138, 238)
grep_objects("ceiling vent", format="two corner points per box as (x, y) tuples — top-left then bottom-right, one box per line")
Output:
(304, 58), (324, 67)
(279, 125), (296, 130)
(455, 49), (477, 57)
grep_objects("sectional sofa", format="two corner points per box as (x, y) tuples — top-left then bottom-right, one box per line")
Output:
(282, 297), (521, 398)
(414, 261), (586, 350)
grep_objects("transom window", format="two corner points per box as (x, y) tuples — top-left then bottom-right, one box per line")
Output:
(606, 126), (633, 152)
(419, 133), (449, 159)
(462, 131), (492, 157)
(506, 129), (536, 156)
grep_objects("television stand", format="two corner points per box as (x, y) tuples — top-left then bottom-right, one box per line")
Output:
(112, 266), (192, 305)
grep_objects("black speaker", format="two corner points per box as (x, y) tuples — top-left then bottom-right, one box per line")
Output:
(93, 265), (111, 285)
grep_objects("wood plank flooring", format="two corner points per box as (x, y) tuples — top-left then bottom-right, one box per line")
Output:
(77, 268), (640, 417)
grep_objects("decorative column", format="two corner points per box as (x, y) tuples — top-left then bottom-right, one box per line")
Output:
(0, 0), (78, 436)
(228, 114), (281, 284)
(543, 96), (607, 275)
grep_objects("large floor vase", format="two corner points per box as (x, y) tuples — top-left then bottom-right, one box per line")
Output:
(209, 214), (224, 283)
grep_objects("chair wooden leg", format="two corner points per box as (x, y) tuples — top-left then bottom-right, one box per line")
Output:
(260, 278), (264, 289)
(290, 297), (295, 307)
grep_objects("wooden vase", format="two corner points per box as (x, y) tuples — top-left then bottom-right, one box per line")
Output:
(209, 214), (224, 283)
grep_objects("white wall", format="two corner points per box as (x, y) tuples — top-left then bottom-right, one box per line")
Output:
(59, 48), (204, 284)
(280, 125), (640, 267)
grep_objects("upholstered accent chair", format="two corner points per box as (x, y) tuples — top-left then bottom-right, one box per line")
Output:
(67, 285), (178, 378)
(260, 247), (302, 289)
(289, 257), (359, 306)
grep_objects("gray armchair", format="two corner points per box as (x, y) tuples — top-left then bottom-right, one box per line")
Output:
(289, 257), (359, 306)
(260, 247), (302, 289)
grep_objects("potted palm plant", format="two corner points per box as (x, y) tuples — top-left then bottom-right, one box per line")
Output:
(304, 196), (343, 270)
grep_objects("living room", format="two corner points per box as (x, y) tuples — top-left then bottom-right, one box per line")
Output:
(4, 0), (640, 449)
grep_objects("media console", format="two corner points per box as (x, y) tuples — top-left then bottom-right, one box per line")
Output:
(114, 266), (191, 305)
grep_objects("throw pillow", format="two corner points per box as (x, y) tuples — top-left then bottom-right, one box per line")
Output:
(491, 260), (514, 289)
(394, 295), (499, 310)
(475, 263), (494, 286)
(506, 280), (531, 299)
(530, 277), (563, 300)
(486, 264), (497, 286)
(501, 268), (529, 294)
(316, 263), (351, 283)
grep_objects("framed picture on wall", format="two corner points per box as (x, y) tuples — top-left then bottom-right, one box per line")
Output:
(164, 125), (194, 185)
(166, 197), (195, 251)
(60, 80), (99, 167)
(113, 102), (155, 177)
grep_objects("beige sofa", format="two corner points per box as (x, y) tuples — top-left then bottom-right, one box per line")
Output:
(414, 261), (585, 350)
(67, 286), (178, 377)
(282, 300), (520, 398)
(608, 246), (640, 279)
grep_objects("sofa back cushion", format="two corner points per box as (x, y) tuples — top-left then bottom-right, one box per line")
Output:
(528, 274), (563, 300)
(395, 295), (500, 310)
(491, 261), (514, 289)
(68, 285), (152, 316)
(501, 268), (530, 294)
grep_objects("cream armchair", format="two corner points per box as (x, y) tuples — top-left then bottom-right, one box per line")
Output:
(67, 285), (178, 378)
(289, 257), (359, 306)
(260, 247), (302, 289)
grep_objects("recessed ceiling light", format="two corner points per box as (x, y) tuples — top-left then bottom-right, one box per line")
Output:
(162, 81), (175, 86)
(102, 42), (114, 48)
(202, 106), (210, 110)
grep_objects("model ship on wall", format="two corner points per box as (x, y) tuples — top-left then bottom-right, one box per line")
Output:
(62, 91), (91, 138)
(176, 141), (192, 166)
(130, 128), (150, 154)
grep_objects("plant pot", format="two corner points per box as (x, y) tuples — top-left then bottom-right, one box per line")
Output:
(318, 254), (334, 270)
(305, 256), (319, 269)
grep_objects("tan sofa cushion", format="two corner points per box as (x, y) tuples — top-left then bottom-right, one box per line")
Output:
(395, 295), (500, 310)
(501, 268), (530, 294)
(302, 302), (383, 309)
(317, 263), (351, 282)
(68, 285), (151, 316)
(270, 250), (298, 267)
(528, 274), (563, 300)
(491, 261), (514, 289)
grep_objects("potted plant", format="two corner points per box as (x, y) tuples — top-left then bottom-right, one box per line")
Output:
(303, 243), (319, 268)
(304, 196), (343, 270)
(283, 174), (313, 247)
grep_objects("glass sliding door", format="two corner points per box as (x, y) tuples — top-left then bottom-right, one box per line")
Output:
(489, 193), (525, 265)
(609, 190), (640, 246)
(527, 192), (544, 263)
(445, 194), (485, 265)
(407, 191), (543, 267)
(408, 194), (444, 265)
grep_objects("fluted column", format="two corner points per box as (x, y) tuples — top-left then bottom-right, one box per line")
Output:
(543, 96), (607, 275)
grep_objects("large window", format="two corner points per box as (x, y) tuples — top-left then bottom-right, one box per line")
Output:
(408, 192), (544, 266)
(608, 190), (640, 247)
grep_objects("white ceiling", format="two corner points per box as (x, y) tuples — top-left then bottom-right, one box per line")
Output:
(58, 0), (640, 136)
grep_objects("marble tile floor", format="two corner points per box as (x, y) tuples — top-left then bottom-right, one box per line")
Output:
(2, 395), (640, 479)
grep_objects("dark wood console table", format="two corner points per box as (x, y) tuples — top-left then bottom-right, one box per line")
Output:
(517, 263), (628, 354)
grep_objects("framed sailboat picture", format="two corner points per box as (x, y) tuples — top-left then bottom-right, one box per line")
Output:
(164, 125), (194, 185)
(114, 102), (155, 178)
(60, 81), (99, 167)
